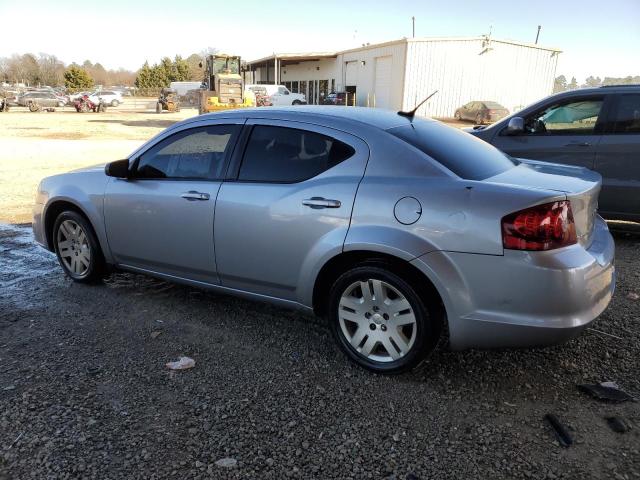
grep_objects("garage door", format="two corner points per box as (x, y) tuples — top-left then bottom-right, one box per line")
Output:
(374, 56), (392, 109)
(345, 62), (358, 87)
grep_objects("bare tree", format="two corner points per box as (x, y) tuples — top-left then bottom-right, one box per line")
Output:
(38, 53), (65, 86)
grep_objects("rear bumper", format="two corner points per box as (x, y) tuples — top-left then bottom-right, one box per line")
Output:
(411, 216), (615, 350)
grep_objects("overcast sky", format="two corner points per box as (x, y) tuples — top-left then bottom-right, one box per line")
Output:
(1, 0), (638, 82)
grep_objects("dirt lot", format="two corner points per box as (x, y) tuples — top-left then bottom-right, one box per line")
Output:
(0, 107), (639, 479)
(0, 103), (196, 224)
(1, 224), (639, 479)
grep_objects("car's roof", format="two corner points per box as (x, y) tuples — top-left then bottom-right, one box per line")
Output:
(198, 106), (435, 131)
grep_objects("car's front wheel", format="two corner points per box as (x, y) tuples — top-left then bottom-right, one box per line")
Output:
(328, 264), (439, 374)
(292, 100), (302, 105)
(53, 211), (106, 283)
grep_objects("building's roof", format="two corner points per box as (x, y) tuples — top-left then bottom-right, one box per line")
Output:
(247, 52), (338, 67)
(247, 36), (561, 66)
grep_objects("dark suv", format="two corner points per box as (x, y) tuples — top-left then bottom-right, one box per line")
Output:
(470, 85), (640, 222)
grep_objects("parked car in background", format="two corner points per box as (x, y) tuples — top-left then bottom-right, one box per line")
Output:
(33, 106), (614, 374)
(88, 90), (123, 107)
(17, 91), (64, 111)
(470, 85), (640, 222)
(246, 84), (306, 106)
(323, 92), (347, 106)
(454, 101), (509, 124)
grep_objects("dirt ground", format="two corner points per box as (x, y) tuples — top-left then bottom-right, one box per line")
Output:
(0, 103), (197, 223)
(0, 224), (639, 479)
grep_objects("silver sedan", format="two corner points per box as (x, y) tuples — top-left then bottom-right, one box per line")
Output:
(33, 106), (616, 373)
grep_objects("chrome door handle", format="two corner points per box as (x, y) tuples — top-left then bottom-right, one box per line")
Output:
(181, 191), (210, 201)
(564, 141), (591, 147)
(302, 197), (341, 209)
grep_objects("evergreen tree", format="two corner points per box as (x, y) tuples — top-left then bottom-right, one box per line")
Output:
(64, 65), (94, 90)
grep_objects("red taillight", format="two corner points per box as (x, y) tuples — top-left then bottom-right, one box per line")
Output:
(502, 201), (577, 251)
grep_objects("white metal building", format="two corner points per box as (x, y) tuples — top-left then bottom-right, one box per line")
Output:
(245, 36), (561, 117)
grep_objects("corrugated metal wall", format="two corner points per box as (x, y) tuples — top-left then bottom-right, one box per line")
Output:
(403, 38), (559, 118)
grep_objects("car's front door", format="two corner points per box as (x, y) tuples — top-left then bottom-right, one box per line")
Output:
(214, 120), (369, 301)
(104, 122), (242, 284)
(594, 93), (640, 219)
(490, 95), (609, 168)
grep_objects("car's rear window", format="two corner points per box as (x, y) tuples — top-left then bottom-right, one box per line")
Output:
(484, 101), (505, 109)
(388, 121), (517, 180)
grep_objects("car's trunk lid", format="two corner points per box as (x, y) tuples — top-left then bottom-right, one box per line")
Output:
(487, 159), (601, 248)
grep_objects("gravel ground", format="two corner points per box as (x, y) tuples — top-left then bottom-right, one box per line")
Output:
(0, 223), (639, 480)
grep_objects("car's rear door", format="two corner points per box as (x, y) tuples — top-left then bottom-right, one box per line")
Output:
(104, 121), (243, 284)
(214, 120), (369, 301)
(594, 92), (640, 220)
(490, 94), (609, 168)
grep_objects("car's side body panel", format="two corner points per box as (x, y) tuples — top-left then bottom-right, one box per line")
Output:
(214, 119), (370, 302)
(34, 168), (113, 262)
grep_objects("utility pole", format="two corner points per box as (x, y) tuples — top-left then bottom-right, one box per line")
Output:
(535, 25), (541, 44)
(412, 16), (415, 38)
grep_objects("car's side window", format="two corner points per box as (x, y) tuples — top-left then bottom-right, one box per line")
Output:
(134, 125), (240, 180)
(610, 94), (640, 134)
(524, 98), (604, 135)
(238, 125), (355, 183)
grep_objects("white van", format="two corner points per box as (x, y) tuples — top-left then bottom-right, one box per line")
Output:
(245, 84), (306, 106)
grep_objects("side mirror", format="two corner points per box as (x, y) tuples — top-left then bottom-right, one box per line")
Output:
(284, 90), (289, 95)
(105, 159), (131, 179)
(505, 116), (524, 135)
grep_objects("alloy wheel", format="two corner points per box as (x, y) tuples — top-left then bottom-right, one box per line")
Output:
(56, 219), (91, 277)
(338, 279), (417, 362)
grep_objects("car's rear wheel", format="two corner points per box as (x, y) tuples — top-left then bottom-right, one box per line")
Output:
(475, 113), (483, 125)
(28, 102), (40, 112)
(328, 265), (439, 374)
(292, 100), (302, 105)
(111, 99), (119, 107)
(53, 211), (106, 283)
(454, 111), (461, 120)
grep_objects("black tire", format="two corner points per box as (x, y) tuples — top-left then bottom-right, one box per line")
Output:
(475, 113), (483, 125)
(28, 102), (40, 112)
(53, 211), (106, 283)
(111, 99), (119, 107)
(156, 102), (162, 113)
(454, 111), (461, 120)
(328, 263), (440, 374)
(292, 100), (302, 105)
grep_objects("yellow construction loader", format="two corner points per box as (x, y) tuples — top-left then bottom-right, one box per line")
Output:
(198, 54), (254, 114)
